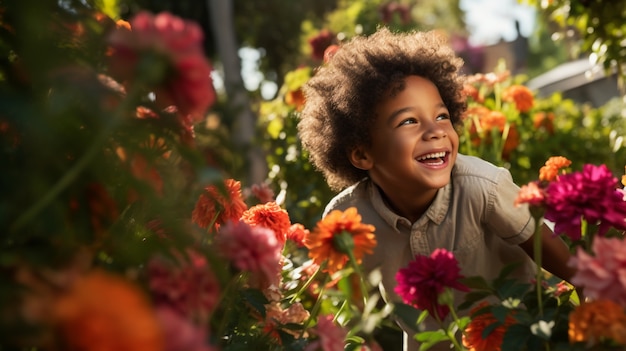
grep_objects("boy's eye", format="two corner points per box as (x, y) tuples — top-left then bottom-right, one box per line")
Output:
(436, 114), (450, 121)
(398, 118), (417, 126)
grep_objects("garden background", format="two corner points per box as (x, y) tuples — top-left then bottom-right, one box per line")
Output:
(1, 0), (626, 350)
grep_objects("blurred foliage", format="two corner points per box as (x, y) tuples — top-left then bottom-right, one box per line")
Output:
(523, 0), (626, 88)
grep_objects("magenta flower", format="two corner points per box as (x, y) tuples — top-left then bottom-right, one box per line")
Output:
(544, 164), (626, 240)
(394, 248), (469, 320)
(569, 236), (626, 306)
(147, 249), (221, 325)
(215, 220), (283, 288)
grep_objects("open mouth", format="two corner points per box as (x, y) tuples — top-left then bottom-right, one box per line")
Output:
(416, 151), (448, 166)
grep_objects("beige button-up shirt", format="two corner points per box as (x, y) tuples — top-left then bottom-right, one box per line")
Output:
(323, 154), (537, 350)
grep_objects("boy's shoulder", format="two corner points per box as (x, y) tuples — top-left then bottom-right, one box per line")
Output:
(323, 179), (372, 217)
(453, 154), (509, 182)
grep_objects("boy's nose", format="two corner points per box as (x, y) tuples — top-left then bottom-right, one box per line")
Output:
(422, 122), (447, 139)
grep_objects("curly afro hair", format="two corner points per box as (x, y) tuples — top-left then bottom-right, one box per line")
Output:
(298, 27), (467, 191)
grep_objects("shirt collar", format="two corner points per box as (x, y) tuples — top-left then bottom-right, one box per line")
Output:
(367, 179), (451, 229)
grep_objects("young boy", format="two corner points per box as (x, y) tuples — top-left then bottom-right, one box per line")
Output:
(297, 28), (578, 350)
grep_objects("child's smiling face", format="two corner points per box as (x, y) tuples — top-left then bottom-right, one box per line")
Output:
(352, 75), (458, 205)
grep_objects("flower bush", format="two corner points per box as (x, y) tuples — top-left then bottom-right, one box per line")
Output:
(3, 2), (626, 351)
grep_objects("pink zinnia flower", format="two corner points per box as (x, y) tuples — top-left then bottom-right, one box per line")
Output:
(155, 306), (217, 351)
(304, 314), (347, 351)
(569, 236), (626, 306)
(514, 181), (545, 207)
(394, 248), (469, 320)
(107, 11), (215, 125)
(147, 249), (220, 325)
(215, 220), (283, 288)
(544, 164), (626, 240)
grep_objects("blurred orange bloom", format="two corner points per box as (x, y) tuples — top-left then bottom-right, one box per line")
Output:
(502, 123), (519, 160)
(533, 111), (555, 134)
(53, 270), (163, 351)
(241, 201), (291, 243)
(502, 85), (534, 113)
(285, 88), (305, 111)
(539, 156), (572, 182)
(191, 178), (247, 232)
(305, 207), (376, 275)
(463, 301), (515, 351)
(481, 110), (507, 132)
(569, 300), (626, 346)
(462, 84), (483, 103)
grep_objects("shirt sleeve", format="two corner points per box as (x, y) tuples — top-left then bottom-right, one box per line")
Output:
(485, 168), (535, 245)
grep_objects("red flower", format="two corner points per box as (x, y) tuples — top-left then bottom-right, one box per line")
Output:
(241, 201), (291, 244)
(191, 179), (247, 232)
(308, 29), (336, 61)
(394, 249), (469, 320)
(286, 223), (309, 247)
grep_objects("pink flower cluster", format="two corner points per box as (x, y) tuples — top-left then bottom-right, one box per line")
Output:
(215, 220), (283, 288)
(569, 237), (626, 306)
(304, 314), (347, 351)
(394, 248), (469, 320)
(544, 164), (626, 240)
(107, 11), (215, 127)
(147, 249), (220, 325)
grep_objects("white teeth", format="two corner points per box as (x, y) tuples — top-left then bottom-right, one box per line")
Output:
(417, 152), (446, 161)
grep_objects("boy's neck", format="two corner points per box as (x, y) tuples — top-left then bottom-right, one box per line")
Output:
(374, 182), (437, 223)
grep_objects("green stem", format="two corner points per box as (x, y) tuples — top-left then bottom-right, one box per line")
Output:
(289, 263), (323, 304)
(347, 249), (369, 307)
(9, 86), (142, 234)
(299, 272), (331, 338)
(534, 215), (544, 317)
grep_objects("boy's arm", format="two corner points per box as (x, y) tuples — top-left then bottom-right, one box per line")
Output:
(518, 223), (584, 299)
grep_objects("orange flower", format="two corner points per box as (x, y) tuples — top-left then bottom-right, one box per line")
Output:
(285, 88), (305, 111)
(241, 201), (291, 243)
(191, 178), (247, 232)
(462, 84), (483, 103)
(304, 207), (377, 275)
(53, 270), (163, 351)
(502, 85), (534, 113)
(539, 156), (572, 182)
(502, 123), (519, 160)
(463, 301), (515, 351)
(533, 111), (555, 134)
(481, 110), (507, 132)
(569, 300), (626, 346)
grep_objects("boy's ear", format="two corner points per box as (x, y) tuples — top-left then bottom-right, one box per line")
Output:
(349, 146), (373, 170)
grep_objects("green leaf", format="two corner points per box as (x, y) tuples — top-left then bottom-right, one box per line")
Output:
(415, 330), (449, 351)
(392, 303), (423, 328)
(501, 324), (531, 351)
(242, 288), (269, 318)
(460, 276), (493, 291)
(457, 290), (493, 311)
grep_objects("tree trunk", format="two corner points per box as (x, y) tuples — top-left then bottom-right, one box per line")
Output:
(207, 0), (266, 185)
